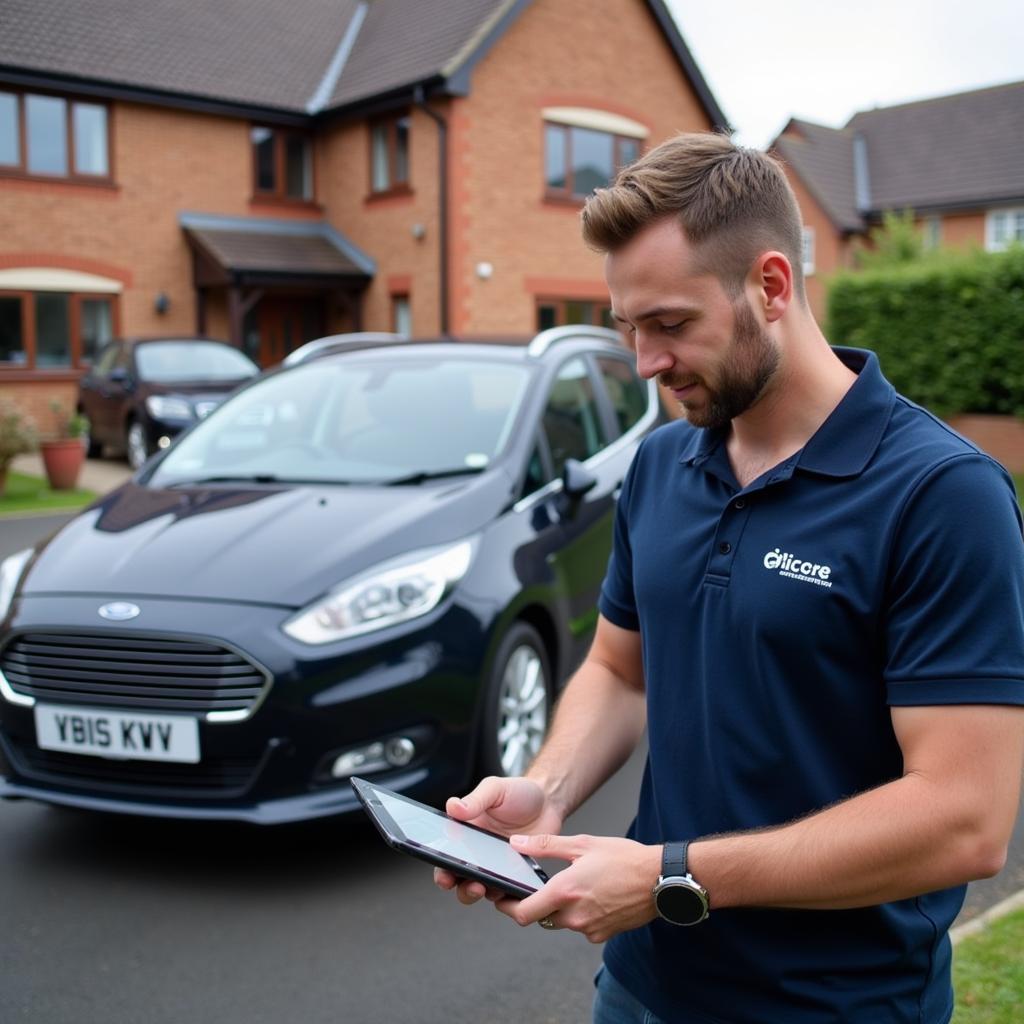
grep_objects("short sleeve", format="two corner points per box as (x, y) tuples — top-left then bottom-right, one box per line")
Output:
(598, 445), (642, 632)
(884, 454), (1024, 706)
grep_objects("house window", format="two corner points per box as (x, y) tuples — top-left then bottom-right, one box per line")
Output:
(370, 114), (410, 193)
(250, 126), (313, 201)
(537, 299), (613, 332)
(391, 294), (411, 336)
(0, 90), (110, 180)
(0, 291), (115, 369)
(801, 227), (816, 276)
(986, 208), (1024, 252)
(544, 123), (641, 199)
(922, 216), (942, 251)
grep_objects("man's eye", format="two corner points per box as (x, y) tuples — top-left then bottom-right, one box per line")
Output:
(662, 321), (687, 334)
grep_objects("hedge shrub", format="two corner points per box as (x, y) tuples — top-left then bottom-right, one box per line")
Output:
(826, 246), (1024, 417)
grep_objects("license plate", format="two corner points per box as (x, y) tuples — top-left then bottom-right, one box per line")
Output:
(34, 704), (200, 764)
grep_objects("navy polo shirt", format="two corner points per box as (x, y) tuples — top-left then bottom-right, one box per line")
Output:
(598, 348), (1024, 1024)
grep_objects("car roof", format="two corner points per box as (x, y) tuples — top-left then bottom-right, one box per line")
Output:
(285, 327), (631, 369)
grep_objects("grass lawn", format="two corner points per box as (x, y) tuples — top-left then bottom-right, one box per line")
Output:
(0, 470), (96, 517)
(1013, 473), (1024, 502)
(952, 907), (1024, 1023)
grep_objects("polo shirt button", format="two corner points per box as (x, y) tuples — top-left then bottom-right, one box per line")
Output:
(734, 499), (746, 509)
(718, 542), (732, 554)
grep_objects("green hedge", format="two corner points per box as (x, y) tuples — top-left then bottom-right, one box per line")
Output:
(826, 247), (1024, 417)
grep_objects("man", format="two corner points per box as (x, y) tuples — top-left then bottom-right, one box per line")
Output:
(435, 132), (1024, 1023)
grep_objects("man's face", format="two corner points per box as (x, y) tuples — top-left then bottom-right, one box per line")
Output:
(607, 217), (780, 430)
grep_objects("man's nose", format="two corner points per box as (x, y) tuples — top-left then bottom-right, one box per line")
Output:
(634, 335), (675, 381)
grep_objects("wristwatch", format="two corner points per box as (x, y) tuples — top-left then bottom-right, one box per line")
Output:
(652, 841), (710, 926)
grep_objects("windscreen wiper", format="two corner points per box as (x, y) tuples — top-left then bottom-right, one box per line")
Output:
(382, 466), (486, 486)
(166, 474), (282, 486)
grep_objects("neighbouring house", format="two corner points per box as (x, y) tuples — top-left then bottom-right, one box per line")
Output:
(772, 79), (1024, 322)
(0, 0), (727, 431)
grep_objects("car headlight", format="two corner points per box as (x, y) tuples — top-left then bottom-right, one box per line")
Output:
(145, 395), (195, 421)
(0, 548), (33, 621)
(283, 539), (476, 645)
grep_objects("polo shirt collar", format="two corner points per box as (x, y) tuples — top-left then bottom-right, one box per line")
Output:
(796, 348), (895, 477)
(679, 347), (895, 480)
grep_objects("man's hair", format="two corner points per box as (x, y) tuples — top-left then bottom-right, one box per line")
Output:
(581, 132), (806, 303)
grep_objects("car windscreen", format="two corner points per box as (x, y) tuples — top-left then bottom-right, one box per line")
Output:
(135, 342), (259, 382)
(147, 356), (531, 486)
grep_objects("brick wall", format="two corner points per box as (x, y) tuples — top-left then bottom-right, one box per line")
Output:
(450, 0), (714, 336)
(947, 414), (1024, 474)
(319, 111), (443, 336)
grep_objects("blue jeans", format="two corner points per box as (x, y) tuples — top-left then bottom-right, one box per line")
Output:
(593, 966), (667, 1024)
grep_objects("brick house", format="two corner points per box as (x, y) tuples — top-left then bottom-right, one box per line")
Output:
(771, 79), (1024, 323)
(0, 0), (727, 431)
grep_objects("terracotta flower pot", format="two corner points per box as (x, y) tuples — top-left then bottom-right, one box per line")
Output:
(41, 438), (85, 491)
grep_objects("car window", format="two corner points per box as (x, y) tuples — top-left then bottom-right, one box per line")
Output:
(135, 342), (258, 383)
(148, 356), (532, 486)
(520, 442), (549, 500)
(542, 357), (607, 476)
(597, 357), (649, 436)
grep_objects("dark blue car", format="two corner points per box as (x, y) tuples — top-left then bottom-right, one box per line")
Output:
(0, 328), (660, 823)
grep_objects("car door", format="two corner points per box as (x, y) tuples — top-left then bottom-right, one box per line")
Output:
(522, 354), (625, 670)
(78, 342), (122, 445)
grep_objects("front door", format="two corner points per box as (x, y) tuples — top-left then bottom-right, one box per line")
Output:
(253, 296), (325, 368)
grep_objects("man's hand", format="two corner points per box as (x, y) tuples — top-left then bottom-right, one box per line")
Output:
(433, 775), (564, 905)
(495, 833), (662, 944)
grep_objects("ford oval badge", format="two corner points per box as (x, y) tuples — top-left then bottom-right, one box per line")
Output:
(99, 602), (141, 621)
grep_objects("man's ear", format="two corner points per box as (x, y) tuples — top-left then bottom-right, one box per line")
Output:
(749, 251), (793, 323)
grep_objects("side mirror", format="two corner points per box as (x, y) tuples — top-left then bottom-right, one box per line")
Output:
(557, 458), (597, 518)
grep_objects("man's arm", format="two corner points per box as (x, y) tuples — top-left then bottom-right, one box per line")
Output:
(434, 615), (646, 903)
(687, 702), (1024, 909)
(525, 615), (647, 821)
(500, 702), (1024, 940)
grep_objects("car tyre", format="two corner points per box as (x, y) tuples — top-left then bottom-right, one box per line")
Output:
(125, 418), (149, 470)
(479, 622), (552, 778)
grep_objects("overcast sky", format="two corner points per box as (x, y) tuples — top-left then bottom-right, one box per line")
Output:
(663, 0), (1023, 147)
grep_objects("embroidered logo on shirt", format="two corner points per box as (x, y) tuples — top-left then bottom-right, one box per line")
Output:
(763, 549), (833, 589)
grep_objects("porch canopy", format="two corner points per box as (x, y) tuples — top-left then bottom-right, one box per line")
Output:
(180, 212), (375, 344)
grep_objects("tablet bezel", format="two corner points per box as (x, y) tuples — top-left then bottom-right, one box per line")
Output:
(351, 777), (549, 899)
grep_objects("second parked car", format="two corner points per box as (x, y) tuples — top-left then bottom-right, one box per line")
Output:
(78, 337), (259, 469)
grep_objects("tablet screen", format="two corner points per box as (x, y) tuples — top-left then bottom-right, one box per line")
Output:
(373, 787), (544, 891)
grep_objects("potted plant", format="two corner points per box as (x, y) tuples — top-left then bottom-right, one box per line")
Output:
(0, 401), (38, 498)
(41, 401), (89, 491)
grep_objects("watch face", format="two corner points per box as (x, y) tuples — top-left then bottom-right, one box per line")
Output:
(656, 881), (707, 925)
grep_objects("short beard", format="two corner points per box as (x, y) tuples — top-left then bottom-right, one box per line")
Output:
(663, 300), (779, 430)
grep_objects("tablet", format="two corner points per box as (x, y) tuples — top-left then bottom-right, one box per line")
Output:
(351, 777), (549, 899)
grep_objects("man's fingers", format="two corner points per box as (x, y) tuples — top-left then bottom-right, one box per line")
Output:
(510, 832), (589, 861)
(494, 889), (561, 927)
(445, 775), (506, 821)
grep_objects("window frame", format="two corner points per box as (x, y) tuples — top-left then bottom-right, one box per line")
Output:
(0, 87), (113, 184)
(543, 122), (641, 201)
(536, 298), (614, 332)
(249, 125), (315, 204)
(801, 226), (816, 276)
(390, 293), (411, 335)
(985, 207), (1024, 252)
(368, 112), (412, 197)
(0, 291), (118, 372)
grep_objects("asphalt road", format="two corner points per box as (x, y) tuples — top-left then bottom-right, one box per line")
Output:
(0, 513), (1022, 1024)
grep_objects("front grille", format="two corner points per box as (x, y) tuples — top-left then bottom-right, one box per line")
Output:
(1, 632), (270, 716)
(4, 735), (262, 797)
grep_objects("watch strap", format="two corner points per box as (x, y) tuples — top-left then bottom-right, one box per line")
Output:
(661, 840), (689, 879)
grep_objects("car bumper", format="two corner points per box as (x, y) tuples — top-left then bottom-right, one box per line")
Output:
(0, 593), (488, 823)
